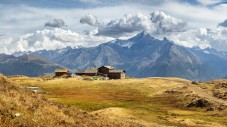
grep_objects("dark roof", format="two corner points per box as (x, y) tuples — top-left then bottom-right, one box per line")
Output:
(76, 70), (85, 74)
(99, 66), (115, 70)
(109, 70), (125, 73)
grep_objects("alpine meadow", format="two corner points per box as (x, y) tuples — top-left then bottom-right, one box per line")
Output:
(0, 0), (227, 127)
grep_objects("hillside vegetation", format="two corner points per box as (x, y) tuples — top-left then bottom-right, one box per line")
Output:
(0, 75), (141, 127)
(10, 76), (227, 127)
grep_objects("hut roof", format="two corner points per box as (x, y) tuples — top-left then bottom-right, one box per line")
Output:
(109, 70), (125, 73)
(99, 66), (115, 70)
(76, 70), (85, 74)
(55, 69), (68, 73)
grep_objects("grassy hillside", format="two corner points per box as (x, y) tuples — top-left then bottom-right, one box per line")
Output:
(0, 75), (142, 127)
(10, 76), (227, 127)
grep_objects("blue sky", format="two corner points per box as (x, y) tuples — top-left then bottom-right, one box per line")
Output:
(0, 0), (227, 53)
(1, 0), (226, 8)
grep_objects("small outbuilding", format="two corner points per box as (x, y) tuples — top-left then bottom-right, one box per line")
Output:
(55, 69), (70, 77)
(98, 66), (115, 75)
(108, 70), (126, 79)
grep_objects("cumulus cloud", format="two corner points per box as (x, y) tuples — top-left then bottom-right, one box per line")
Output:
(80, 11), (187, 37)
(167, 28), (227, 51)
(218, 19), (227, 27)
(0, 35), (15, 54)
(45, 19), (66, 28)
(96, 13), (153, 37)
(150, 10), (187, 34)
(80, 14), (98, 26)
(79, 13), (155, 37)
(0, 28), (113, 54)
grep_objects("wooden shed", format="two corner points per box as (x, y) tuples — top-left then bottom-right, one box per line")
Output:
(98, 66), (115, 75)
(55, 69), (70, 77)
(108, 70), (126, 79)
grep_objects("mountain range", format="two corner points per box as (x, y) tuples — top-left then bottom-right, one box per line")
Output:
(1, 31), (227, 81)
(0, 54), (62, 77)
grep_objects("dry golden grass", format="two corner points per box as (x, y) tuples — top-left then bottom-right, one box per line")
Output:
(0, 75), (142, 127)
(10, 76), (227, 127)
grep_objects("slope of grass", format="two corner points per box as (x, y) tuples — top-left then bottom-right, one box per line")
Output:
(0, 75), (142, 127)
(10, 77), (227, 127)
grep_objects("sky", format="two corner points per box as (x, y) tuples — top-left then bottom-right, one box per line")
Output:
(0, 0), (227, 54)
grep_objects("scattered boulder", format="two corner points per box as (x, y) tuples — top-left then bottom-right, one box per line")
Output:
(191, 81), (199, 85)
(164, 89), (182, 94)
(186, 96), (226, 111)
(213, 90), (227, 100)
(215, 82), (227, 89)
(187, 98), (211, 108)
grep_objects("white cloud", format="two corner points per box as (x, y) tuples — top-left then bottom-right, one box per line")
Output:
(1, 1), (227, 52)
(0, 28), (113, 54)
(167, 28), (227, 51)
(80, 14), (98, 26)
(0, 4), (151, 37)
(150, 10), (187, 34)
(1, 1), (227, 37)
(154, 1), (227, 29)
(96, 13), (153, 37)
(81, 11), (186, 37)
(45, 19), (66, 28)
(0, 35), (15, 54)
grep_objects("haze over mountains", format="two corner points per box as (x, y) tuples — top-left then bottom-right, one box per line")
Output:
(1, 32), (227, 81)
(0, 54), (62, 76)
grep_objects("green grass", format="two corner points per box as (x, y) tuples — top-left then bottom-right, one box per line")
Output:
(56, 98), (146, 111)
(11, 77), (227, 127)
(47, 91), (227, 126)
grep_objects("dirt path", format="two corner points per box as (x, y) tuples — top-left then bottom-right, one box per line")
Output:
(186, 84), (227, 106)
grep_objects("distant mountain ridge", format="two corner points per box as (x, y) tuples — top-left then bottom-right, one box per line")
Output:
(27, 31), (226, 81)
(0, 54), (63, 77)
(2, 32), (227, 81)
